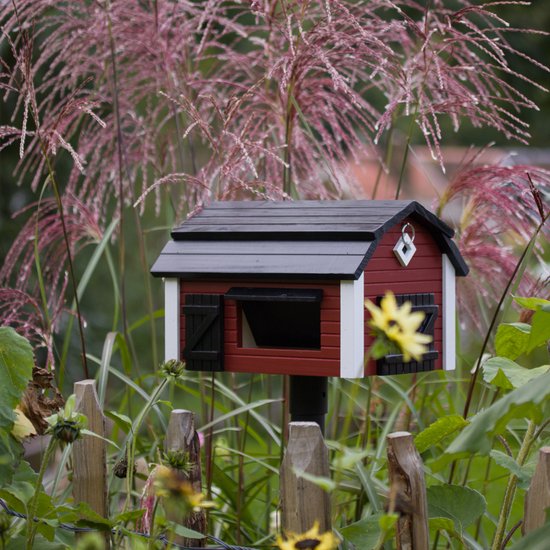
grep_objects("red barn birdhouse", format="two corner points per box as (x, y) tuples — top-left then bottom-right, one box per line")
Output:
(151, 200), (468, 379)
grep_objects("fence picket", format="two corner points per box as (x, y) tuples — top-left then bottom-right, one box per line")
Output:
(387, 431), (429, 550)
(73, 379), (109, 547)
(280, 421), (331, 534)
(165, 409), (206, 547)
(523, 446), (550, 534)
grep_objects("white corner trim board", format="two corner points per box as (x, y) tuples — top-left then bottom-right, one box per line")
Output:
(442, 254), (456, 371)
(340, 273), (365, 378)
(164, 278), (180, 362)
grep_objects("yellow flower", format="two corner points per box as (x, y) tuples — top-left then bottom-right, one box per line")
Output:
(365, 291), (432, 362)
(11, 406), (36, 441)
(276, 522), (338, 550)
(154, 465), (213, 510)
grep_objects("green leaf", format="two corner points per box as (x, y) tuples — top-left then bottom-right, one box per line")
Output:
(0, 460), (37, 503)
(528, 308), (550, 353)
(113, 509), (145, 524)
(508, 522), (550, 550)
(105, 410), (132, 433)
(6, 534), (65, 550)
(513, 296), (550, 311)
(354, 461), (381, 513)
(427, 485), (486, 532)
(429, 517), (465, 545)
(415, 415), (469, 453)
(293, 469), (337, 492)
(0, 327), (34, 429)
(490, 450), (534, 490)
(378, 512), (399, 533)
(0, 430), (24, 488)
(482, 357), (550, 390)
(340, 515), (382, 549)
(169, 521), (206, 539)
(445, 370), (550, 457)
(495, 323), (531, 360)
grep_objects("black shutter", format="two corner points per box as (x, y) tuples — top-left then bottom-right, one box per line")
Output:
(376, 293), (439, 376)
(183, 294), (224, 371)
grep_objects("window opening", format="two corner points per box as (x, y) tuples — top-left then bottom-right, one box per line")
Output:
(225, 288), (322, 350)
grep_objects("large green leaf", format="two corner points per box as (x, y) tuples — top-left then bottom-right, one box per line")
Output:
(0, 327), (34, 429)
(490, 450), (534, 490)
(513, 296), (550, 311)
(0, 430), (24, 489)
(429, 517), (466, 546)
(482, 357), (550, 390)
(528, 307), (550, 353)
(415, 415), (469, 453)
(495, 323), (530, 360)
(427, 485), (486, 532)
(340, 515), (382, 549)
(445, 371), (550, 457)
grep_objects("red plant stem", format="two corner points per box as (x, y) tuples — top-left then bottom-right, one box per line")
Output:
(106, 6), (129, 347)
(43, 150), (90, 380)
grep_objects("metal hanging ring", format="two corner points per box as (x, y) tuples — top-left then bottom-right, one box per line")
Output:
(401, 223), (415, 243)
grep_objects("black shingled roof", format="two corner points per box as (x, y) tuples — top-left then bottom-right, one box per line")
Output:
(151, 200), (468, 280)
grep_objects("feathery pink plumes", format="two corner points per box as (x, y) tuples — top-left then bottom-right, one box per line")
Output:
(0, 1), (548, 364)
(436, 156), (550, 333)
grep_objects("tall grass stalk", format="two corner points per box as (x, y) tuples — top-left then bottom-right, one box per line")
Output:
(25, 437), (57, 550)
(491, 421), (537, 550)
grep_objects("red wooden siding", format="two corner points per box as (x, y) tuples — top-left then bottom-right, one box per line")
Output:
(364, 216), (443, 375)
(180, 280), (341, 377)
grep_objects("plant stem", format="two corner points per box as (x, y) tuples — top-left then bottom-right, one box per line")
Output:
(26, 436), (57, 550)
(395, 109), (417, 200)
(372, 123), (395, 200)
(283, 84), (296, 197)
(462, 212), (548, 420)
(124, 377), (169, 512)
(491, 421), (536, 550)
(106, 3), (130, 355)
(42, 151), (89, 380)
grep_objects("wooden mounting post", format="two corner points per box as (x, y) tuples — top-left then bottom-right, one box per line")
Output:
(165, 409), (206, 547)
(523, 446), (550, 534)
(73, 380), (109, 547)
(387, 431), (429, 550)
(280, 421), (331, 533)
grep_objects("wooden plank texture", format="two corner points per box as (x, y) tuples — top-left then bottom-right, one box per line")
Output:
(165, 410), (206, 547)
(523, 446), (550, 534)
(280, 422), (331, 533)
(161, 240), (371, 255)
(172, 200), (455, 239)
(72, 380), (109, 547)
(364, 217), (444, 374)
(387, 432), (429, 550)
(152, 253), (364, 279)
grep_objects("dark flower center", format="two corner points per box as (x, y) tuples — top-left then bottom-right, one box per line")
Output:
(295, 539), (321, 549)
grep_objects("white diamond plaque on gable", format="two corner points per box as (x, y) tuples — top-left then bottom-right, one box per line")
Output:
(393, 223), (417, 267)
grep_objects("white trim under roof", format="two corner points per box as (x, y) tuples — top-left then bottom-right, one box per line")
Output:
(442, 255), (456, 371)
(340, 273), (365, 378)
(164, 278), (180, 362)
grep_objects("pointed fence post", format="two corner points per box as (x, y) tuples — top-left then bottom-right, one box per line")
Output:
(165, 409), (206, 547)
(523, 446), (550, 534)
(73, 380), (109, 547)
(387, 431), (429, 550)
(280, 421), (331, 534)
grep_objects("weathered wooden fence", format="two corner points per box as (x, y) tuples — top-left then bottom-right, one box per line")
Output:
(71, 380), (550, 549)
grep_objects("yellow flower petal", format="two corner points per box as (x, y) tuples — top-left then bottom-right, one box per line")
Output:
(11, 406), (36, 441)
(365, 291), (433, 362)
(276, 522), (338, 550)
